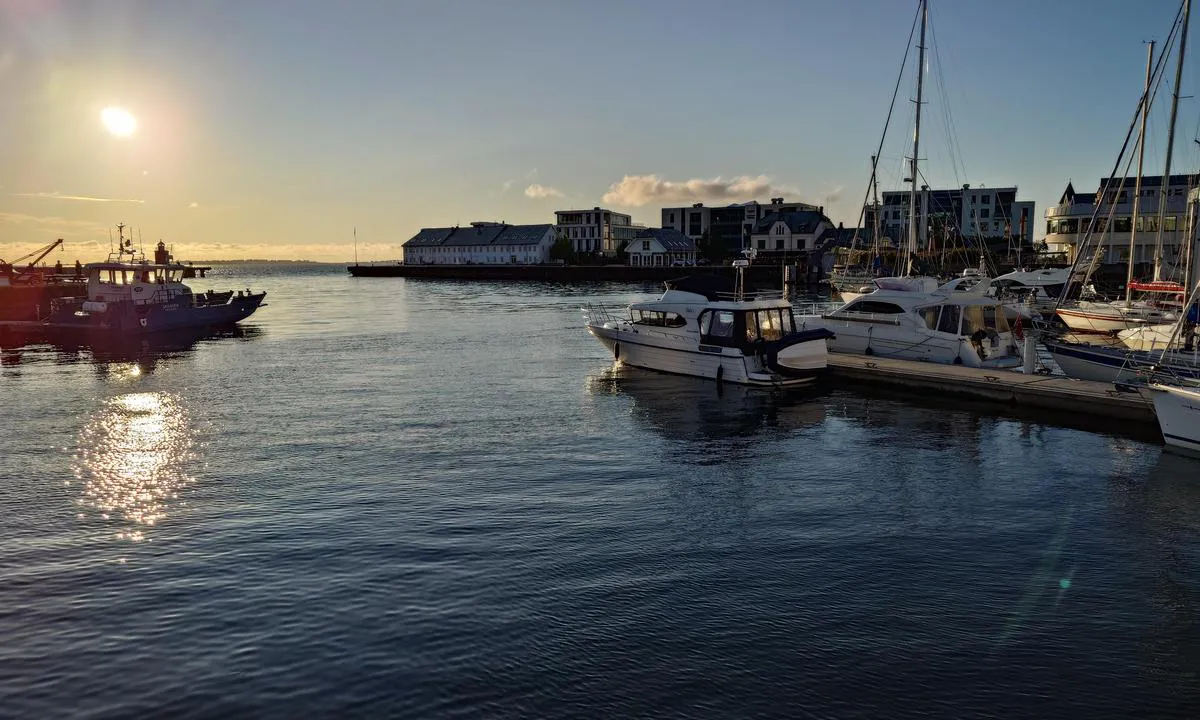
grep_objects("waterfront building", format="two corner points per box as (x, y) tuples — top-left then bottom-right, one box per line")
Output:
(660, 198), (821, 256)
(747, 206), (837, 261)
(626, 228), (697, 267)
(1044, 175), (1196, 266)
(401, 222), (557, 265)
(554, 207), (636, 257)
(878, 185), (1035, 253)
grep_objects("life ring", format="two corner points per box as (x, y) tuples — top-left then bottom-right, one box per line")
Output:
(139, 318), (147, 328)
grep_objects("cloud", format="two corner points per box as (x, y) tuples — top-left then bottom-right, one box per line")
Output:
(188, 202), (199, 208)
(525, 183), (564, 199)
(824, 186), (844, 203)
(14, 191), (145, 204)
(601, 174), (794, 207)
(501, 180), (514, 194)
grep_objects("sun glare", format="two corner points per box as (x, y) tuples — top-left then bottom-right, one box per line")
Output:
(101, 106), (137, 138)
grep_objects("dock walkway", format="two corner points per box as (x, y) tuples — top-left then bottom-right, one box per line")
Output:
(825, 353), (1156, 426)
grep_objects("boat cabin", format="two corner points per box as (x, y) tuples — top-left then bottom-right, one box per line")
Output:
(85, 262), (192, 305)
(699, 305), (797, 348)
(832, 297), (1014, 338)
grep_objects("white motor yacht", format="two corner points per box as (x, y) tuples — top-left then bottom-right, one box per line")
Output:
(796, 284), (1024, 368)
(583, 259), (833, 387)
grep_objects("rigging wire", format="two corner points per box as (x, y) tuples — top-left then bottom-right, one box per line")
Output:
(846, 4), (921, 252)
(1057, 1), (1185, 309)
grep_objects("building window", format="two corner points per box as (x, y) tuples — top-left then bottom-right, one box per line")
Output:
(980, 195), (990, 204)
(642, 241), (650, 250)
(776, 239), (784, 250)
(980, 209), (990, 219)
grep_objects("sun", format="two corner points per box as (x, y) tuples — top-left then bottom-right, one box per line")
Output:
(101, 107), (137, 138)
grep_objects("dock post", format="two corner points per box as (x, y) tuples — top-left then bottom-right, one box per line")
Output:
(1023, 332), (1037, 374)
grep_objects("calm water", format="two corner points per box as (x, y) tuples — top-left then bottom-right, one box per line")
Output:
(2, 264), (1199, 719)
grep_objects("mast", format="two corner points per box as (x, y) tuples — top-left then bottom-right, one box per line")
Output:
(870, 155), (882, 265)
(1126, 40), (1156, 305)
(906, 0), (927, 276)
(1154, 0), (1191, 282)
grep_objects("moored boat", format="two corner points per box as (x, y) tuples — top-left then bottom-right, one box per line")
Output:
(40, 225), (265, 339)
(583, 255), (834, 387)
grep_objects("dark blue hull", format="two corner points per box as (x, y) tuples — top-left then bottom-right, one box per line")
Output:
(1042, 336), (1200, 383)
(46, 293), (266, 338)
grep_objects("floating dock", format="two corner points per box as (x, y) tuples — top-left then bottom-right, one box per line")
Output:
(825, 353), (1157, 427)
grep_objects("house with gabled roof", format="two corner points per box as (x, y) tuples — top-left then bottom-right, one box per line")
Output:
(401, 222), (557, 264)
(626, 228), (697, 267)
(749, 209), (835, 257)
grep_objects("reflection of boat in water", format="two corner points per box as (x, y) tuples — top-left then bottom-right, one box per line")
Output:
(1, 324), (262, 375)
(586, 365), (827, 440)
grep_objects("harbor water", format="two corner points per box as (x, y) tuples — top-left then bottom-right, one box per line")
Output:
(2, 263), (1199, 718)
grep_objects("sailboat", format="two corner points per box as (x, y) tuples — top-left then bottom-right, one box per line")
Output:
(1056, 3), (1191, 334)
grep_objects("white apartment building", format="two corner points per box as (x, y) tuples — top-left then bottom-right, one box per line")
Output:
(554, 207), (636, 256)
(401, 222), (557, 265)
(1044, 175), (1195, 265)
(878, 185), (1035, 250)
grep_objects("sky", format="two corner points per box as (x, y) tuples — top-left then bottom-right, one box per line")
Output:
(3, 0), (1200, 262)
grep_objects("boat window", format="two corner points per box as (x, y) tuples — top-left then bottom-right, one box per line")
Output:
(963, 305), (1012, 334)
(744, 311), (759, 342)
(756, 309), (785, 341)
(780, 309), (795, 335)
(707, 310), (735, 338)
(937, 304), (961, 334)
(844, 300), (905, 314)
(632, 310), (687, 327)
(920, 306), (939, 330)
(699, 312), (712, 335)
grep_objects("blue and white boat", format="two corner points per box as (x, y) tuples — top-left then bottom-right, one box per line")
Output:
(44, 225), (265, 338)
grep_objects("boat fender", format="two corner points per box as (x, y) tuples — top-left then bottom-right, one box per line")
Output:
(716, 365), (724, 384)
(614, 343), (620, 361)
(140, 318), (147, 328)
(953, 356), (963, 365)
(864, 346), (874, 356)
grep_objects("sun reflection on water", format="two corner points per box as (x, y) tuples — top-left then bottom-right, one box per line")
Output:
(73, 392), (196, 540)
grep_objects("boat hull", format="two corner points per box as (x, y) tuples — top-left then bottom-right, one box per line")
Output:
(587, 324), (827, 387)
(46, 293), (266, 338)
(797, 316), (1020, 368)
(1149, 384), (1200, 454)
(1042, 337), (1200, 383)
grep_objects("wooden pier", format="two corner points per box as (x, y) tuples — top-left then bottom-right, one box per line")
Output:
(825, 353), (1157, 427)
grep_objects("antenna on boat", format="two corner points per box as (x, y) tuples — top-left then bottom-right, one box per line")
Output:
(354, 226), (358, 266)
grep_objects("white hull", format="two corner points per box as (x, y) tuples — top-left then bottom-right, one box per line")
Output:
(1149, 383), (1200, 454)
(1057, 302), (1175, 334)
(799, 315), (1017, 367)
(587, 324), (825, 387)
(1118, 323), (1181, 351)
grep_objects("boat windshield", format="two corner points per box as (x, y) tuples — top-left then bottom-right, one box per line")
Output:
(744, 308), (794, 342)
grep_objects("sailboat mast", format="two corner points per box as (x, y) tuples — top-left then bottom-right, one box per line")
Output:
(1154, 0), (1191, 282)
(1126, 40), (1156, 305)
(907, 0), (927, 275)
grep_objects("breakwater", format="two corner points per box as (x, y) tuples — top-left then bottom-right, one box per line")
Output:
(347, 263), (810, 285)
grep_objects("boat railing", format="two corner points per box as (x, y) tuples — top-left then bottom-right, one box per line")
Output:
(818, 308), (904, 326)
(582, 302), (620, 326)
(793, 301), (844, 315)
(711, 289), (788, 301)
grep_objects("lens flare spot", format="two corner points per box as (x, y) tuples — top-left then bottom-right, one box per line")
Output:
(101, 106), (137, 138)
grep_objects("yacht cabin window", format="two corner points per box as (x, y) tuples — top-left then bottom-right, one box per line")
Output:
(700, 310), (735, 338)
(936, 305), (961, 334)
(842, 300), (905, 315)
(631, 310), (687, 328)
